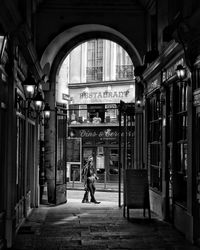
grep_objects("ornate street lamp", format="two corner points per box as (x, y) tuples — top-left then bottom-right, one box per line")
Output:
(136, 98), (142, 108)
(43, 103), (51, 120)
(176, 64), (186, 80)
(22, 74), (37, 100)
(33, 91), (44, 113)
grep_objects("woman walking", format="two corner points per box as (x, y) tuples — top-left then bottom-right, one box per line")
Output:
(82, 156), (100, 204)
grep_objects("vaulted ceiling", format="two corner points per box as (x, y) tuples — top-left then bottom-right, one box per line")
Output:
(36, 0), (156, 14)
(35, 0), (156, 68)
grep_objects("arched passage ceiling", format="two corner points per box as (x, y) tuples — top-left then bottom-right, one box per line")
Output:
(40, 24), (142, 77)
(35, 0), (156, 75)
(36, 0), (156, 15)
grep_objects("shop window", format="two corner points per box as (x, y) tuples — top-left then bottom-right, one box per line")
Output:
(108, 149), (119, 175)
(105, 104), (118, 123)
(192, 65), (200, 90)
(148, 92), (162, 192)
(195, 113), (200, 205)
(69, 104), (119, 125)
(175, 80), (188, 204)
(27, 122), (35, 192)
(16, 115), (26, 202)
(0, 107), (6, 211)
(97, 169), (105, 174)
(87, 104), (105, 123)
(69, 104), (79, 124)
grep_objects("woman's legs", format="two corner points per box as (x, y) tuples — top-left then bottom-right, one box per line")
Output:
(87, 181), (96, 202)
(82, 188), (89, 203)
(88, 181), (100, 203)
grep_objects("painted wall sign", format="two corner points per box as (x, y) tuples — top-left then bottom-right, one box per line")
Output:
(147, 78), (160, 93)
(80, 90), (129, 100)
(162, 58), (184, 82)
(69, 127), (134, 143)
(70, 84), (135, 104)
(80, 128), (119, 138)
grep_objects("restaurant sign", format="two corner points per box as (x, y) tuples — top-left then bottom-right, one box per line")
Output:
(70, 85), (135, 104)
(71, 127), (133, 143)
(80, 90), (130, 100)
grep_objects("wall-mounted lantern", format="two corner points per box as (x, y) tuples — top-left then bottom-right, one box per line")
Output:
(17, 73), (51, 124)
(136, 98), (142, 108)
(176, 64), (186, 80)
(22, 74), (37, 100)
(43, 103), (51, 120)
(33, 91), (45, 113)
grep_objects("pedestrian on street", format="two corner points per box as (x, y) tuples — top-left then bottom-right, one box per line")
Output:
(81, 160), (89, 203)
(82, 156), (100, 204)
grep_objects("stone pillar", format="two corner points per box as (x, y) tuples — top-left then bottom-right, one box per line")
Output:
(44, 90), (56, 204)
(134, 76), (144, 169)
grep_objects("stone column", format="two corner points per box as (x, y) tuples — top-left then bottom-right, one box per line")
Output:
(134, 78), (144, 169)
(44, 90), (56, 204)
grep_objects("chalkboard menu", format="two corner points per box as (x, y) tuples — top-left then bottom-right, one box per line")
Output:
(67, 138), (81, 162)
(124, 169), (151, 219)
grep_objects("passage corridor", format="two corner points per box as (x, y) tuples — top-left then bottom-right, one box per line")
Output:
(11, 190), (200, 250)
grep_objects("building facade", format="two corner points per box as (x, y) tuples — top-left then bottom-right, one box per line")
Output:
(56, 39), (135, 187)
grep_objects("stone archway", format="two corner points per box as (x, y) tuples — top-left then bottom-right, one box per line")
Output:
(41, 24), (143, 204)
(41, 24), (142, 75)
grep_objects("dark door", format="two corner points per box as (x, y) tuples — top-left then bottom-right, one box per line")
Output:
(55, 108), (68, 204)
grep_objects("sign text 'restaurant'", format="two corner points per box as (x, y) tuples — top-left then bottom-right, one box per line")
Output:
(80, 90), (130, 99)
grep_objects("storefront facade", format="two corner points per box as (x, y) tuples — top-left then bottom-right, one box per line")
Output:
(142, 41), (194, 241)
(68, 125), (120, 184)
(67, 81), (135, 186)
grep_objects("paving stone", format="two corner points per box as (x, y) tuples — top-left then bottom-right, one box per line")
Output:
(11, 190), (200, 250)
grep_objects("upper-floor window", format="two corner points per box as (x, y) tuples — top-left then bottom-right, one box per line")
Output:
(116, 46), (133, 80)
(57, 39), (134, 85)
(56, 39), (135, 105)
(86, 39), (103, 82)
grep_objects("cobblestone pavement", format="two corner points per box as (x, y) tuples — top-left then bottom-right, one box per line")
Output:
(11, 190), (200, 250)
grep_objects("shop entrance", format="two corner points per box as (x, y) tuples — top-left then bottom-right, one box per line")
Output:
(82, 147), (120, 190)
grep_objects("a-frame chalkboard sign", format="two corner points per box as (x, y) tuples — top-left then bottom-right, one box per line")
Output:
(124, 169), (151, 219)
